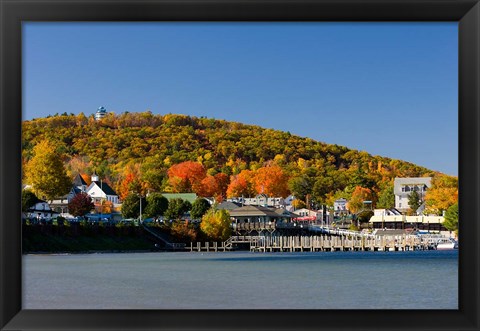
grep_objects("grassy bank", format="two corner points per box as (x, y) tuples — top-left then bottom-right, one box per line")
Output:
(22, 223), (157, 253)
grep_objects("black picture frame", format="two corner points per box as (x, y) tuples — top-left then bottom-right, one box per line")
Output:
(1, 0), (479, 330)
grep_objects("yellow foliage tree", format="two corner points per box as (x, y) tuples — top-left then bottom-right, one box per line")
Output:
(425, 175), (458, 215)
(347, 186), (373, 214)
(200, 208), (232, 241)
(24, 140), (71, 200)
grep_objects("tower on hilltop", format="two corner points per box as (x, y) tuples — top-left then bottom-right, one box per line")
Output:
(95, 106), (107, 121)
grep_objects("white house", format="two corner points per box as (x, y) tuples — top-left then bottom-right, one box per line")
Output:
(228, 194), (286, 208)
(394, 177), (432, 212)
(86, 173), (119, 204)
(25, 200), (58, 221)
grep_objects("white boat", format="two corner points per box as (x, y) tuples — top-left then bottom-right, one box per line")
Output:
(436, 238), (458, 250)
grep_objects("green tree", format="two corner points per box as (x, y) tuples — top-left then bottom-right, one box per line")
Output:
(443, 202), (458, 234)
(121, 193), (146, 219)
(22, 190), (39, 213)
(24, 140), (71, 200)
(200, 208), (232, 241)
(190, 198), (211, 220)
(376, 185), (395, 209)
(68, 192), (94, 217)
(144, 193), (169, 218)
(408, 190), (421, 214)
(164, 198), (192, 221)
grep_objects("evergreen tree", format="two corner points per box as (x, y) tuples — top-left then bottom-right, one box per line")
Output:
(408, 190), (421, 214)
(121, 193), (146, 219)
(144, 193), (169, 218)
(22, 190), (39, 213)
(443, 202), (459, 234)
(190, 198), (211, 220)
(164, 198), (192, 221)
(376, 185), (395, 209)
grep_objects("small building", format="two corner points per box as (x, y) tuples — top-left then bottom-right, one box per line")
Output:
(333, 198), (349, 216)
(394, 177), (432, 213)
(24, 200), (58, 222)
(95, 106), (107, 121)
(292, 208), (319, 222)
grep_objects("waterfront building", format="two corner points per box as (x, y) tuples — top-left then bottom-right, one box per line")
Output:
(368, 213), (446, 233)
(394, 177), (432, 213)
(229, 205), (300, 235)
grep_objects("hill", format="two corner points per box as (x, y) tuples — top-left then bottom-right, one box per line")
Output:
(22, 112), (437, 206)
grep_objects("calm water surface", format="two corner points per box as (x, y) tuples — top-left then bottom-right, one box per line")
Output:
(23, 250), (458, 309)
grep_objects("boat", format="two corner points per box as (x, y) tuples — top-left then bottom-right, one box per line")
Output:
(436, 238), (458, 250)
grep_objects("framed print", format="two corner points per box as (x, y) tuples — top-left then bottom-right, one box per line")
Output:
(1, 0), (479, 330)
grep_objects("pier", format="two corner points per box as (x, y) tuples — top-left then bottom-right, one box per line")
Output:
(186, 234), (437, 252)
(248, 234), (433, 252)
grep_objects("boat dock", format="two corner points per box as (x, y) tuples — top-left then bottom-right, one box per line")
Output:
(248, 235), (433, 252)
(186, 234), (439, 252)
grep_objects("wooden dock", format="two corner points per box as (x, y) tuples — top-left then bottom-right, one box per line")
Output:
(249, 235), (433, 252)
(186, 235), (435, 253)
(187, 241), (232, 252)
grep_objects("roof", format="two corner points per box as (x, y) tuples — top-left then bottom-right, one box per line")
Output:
(274, 208), (299, 218)
(230, 205), (281, 218)
(161, 193), (198, 204)
(217, 201), (241, 211)
(73, 174), (87, 187)
(91, 181), (117, 196)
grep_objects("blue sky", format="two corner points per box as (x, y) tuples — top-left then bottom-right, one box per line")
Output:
(23, 22), (458, 176)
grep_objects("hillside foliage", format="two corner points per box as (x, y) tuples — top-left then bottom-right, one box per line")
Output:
(22, 112), (445, 207)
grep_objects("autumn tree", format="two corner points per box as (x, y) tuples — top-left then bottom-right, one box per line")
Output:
(200, 208), (232, 241)
(190, 198), (211, 220)
(118, 171), (144, 201)
(170, 222), (197, 242)
(167, 161), (206, 193)
(254, 165), (289, 197)
(347, 186), (373, 214)
(227, 169), (256, 198)
(425, 175), (458, 215)
(164, 198), (192, 221)
(68, 192), (94, 217)
(144, 193), (169, 218)
(24, 140), (72, 200)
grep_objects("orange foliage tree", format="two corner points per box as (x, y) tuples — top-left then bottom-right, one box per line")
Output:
(167, 161), (206, 193)
(253, 165), (290, 197)
(227, 169), (256, 198)
(347, 186), (374, 214)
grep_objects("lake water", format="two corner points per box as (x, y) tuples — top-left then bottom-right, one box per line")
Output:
(23, 250), (458, 309)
